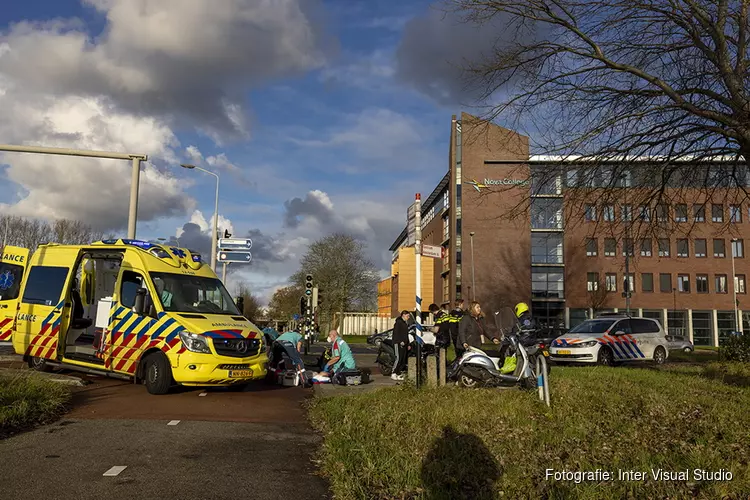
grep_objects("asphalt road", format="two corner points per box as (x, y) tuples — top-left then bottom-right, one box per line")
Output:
(0, 344), (332, 500)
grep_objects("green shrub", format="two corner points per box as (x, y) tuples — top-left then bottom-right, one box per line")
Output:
(719, 334), (750, 362)
(0, 373), (71, 437)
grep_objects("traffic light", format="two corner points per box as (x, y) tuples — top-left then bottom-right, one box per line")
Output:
(224, 229), (232, 238)
(300, 296), (306, 316)
(305, 274), (313, 296)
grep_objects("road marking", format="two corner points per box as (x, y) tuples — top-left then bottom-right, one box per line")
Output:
(103, 466), (127, 476)
(167, 420), (180, 425)
(199, 392), (207, 397)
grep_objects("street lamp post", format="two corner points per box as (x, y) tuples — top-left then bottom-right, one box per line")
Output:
(0, 144), (148, 238)
(470, 231), (476, 300)
(732, 238), (740, 331)
(180, 164), (219, 272)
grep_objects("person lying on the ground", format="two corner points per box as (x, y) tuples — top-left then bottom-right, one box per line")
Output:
(270, 330), (304, 371)
(316, 330), (356, 377)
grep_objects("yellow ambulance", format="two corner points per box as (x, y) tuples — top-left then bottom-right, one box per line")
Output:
(10, 239), (268, 394)
(0, 246), (29, 342)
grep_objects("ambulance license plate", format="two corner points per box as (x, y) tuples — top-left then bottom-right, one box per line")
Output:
(229, 370), (252, 378)
(557, 350), (571, 355)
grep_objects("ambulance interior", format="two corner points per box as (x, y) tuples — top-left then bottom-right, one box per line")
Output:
(64, 251), (124, 364)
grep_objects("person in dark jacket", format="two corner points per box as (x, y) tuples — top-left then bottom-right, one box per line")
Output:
(391, 310), (411, 381)
(429, 303), (451, 348)
(458, 301), (500, 351)
(448, 299), (465, 357)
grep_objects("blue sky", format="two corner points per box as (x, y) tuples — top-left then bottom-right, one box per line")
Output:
(0, 0), (498, 303)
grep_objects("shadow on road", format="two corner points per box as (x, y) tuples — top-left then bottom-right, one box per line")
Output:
(420, 425), (500, 500)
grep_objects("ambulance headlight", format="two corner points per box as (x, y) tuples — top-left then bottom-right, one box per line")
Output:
(579, 340), (598, 348)
(179, 331), (211, 354)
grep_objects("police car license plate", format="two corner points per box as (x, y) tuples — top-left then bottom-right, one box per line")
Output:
(543, 350), (549, 357)
(229, 370), (252, 378)
(557, 350), (571, 355)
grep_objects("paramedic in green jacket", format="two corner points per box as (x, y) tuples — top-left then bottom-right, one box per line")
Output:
(318, 330), (356, 377)
(271, 330), (304, 371)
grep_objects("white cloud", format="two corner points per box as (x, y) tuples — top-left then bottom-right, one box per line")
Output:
(0, 0), (333, 139)
(177, 209), (234, 238)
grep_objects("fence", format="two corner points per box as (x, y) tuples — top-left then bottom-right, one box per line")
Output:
(334, 313), (394, 336)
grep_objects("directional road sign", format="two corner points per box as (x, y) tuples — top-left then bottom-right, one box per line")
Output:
(218, 251), (252, 263)
(218, 238), (252, 250)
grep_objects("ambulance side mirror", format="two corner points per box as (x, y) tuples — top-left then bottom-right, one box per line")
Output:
(133, 288), (152, 316)
(236, 296), (244, 313)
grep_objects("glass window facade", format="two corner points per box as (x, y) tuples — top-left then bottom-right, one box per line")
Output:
(717, 311), (737, 344)
(531, 199), (563, 229)
(532, 267), (564, 298)
(692, 311), (712, 346)
(667, 310), (687, 336)
(569, 308), (589, 328)
(531, 233), (564, 264)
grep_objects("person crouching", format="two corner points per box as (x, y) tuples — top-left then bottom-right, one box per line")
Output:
(316, 330), (356, 378)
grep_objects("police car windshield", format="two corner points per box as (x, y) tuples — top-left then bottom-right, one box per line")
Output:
(150, 272), (240, 315)
(569, 319), (617, 334)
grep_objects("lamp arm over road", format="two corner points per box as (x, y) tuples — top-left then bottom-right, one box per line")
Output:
(0, 144), (148, 239)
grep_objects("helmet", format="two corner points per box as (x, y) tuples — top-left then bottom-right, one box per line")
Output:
(514, 302), (529, 318)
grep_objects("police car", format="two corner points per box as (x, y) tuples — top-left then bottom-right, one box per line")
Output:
(549, 314), (669, 366)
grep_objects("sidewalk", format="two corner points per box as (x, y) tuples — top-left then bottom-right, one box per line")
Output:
(307, 352), (400, 398)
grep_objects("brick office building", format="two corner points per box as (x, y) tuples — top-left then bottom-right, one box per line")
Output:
(382, 112), (750, 346)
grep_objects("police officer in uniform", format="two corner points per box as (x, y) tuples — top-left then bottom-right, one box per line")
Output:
(447, 299), (466, 359)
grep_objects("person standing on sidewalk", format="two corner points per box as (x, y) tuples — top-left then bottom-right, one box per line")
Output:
(391, 310), (411, 381)
(458, 301), (500, 351)
(448, 299), (466, 358)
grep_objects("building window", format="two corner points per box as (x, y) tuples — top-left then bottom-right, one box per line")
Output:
(531, 170), (562, 195)
(658, 238), (670, 257)
(442, 247), (450, 272)
(713, 239), (726, 257)
(677, 239), (689, 257)
(674, 204), (688, 222)
(442, 276), (450, 303)
(640, 238), (652, 257)
(736, 274), (747, 294)
(587, 272), (599, 292)
(642, 273), (654, 292)
(692, 311), (713, 346)
(442, 216), (449, 241)
(695, 239), (707, 257)
(730, 205), (742, 223)
(531, 233), (563, 264)
(732, 239), (744, 258)
(656, 204), (669, 222)
(443, 190), (449, 210)
(604, 238), (616, 257)
(603, 205), (615, 221)
(693, 204), (705, 222)
(585, 204), (597, 222)
(660, 273), (672, 293)
(621, 204), (632, 221)
(605, 273), (617, 292)
(712, 204), (724, 222)
(715, 274), (728, 293)
(532, 267), (564, 298)
(696, 274), (708, 293)
(531, 198), (563, 229)
(622, 238), (634, 256)
(585, 238), (597, 257)
(639, 205), (650, 221)
(625, 273), (634, 292)
(678, 274), (690, 293)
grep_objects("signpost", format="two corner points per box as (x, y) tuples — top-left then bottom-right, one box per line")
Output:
(407, 201), (418, 246)
(422, 244), (441, 259)
(217, 238), (252, 282)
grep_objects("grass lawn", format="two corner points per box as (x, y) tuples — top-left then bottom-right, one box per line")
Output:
(0, 372), (71, 439)
(309, 362), (750, 499)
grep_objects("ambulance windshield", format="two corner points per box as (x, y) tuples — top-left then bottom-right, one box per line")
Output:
(150, 272), (240, 315)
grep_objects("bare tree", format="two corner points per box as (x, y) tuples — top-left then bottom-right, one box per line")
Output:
(267, 285), (304, 321)
(289, 234), (380, 332)
(234, 281), (263, 322)
(450, 0), (750, 238)
(0, 214), (106, 252)
(587, 276), (612, 313)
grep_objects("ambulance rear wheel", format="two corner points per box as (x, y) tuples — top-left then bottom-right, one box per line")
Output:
(28, 356), (51, 372)
(144, 353), (172, 395)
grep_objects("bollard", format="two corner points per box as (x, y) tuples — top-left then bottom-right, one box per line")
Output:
(426, 355), (437, 387)
(407, 357), (417, 383)
(438, 348), (446, 386)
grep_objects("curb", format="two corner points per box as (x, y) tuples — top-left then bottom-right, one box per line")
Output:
(0, 355), (22, 362)
(0, 367), (88, 386)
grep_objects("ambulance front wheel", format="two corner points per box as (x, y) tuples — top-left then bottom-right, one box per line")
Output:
(144, 352), (172, 395)
(28, 356), (51, 372)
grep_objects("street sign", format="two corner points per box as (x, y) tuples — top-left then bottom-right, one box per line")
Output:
(422, 245), (441, 258)
(218, 251), (252, 263)
(218, 238), (252, 250)
(293, 314), (300, 321)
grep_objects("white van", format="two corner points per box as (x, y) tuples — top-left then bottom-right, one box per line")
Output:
(549, 315), (669, 366)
